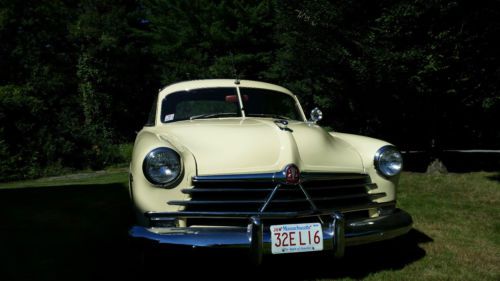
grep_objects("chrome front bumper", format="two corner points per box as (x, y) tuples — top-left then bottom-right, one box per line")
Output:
(129, 208), (412, 263)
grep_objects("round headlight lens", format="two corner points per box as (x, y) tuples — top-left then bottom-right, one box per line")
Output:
(374, 146), (403, 177)
(143, 147), (182, 186)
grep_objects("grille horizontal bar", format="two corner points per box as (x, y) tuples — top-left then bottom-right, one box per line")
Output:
(182, 188), (274, 194)
(151, 201), (396, 220)
(191, 172), (370, 184)
(169, 192), (386, 206)
(181, 182), (377, 194)
(300, 173), (371, 181)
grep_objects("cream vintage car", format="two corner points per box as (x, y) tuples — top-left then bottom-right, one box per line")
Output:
(129, 79), (412, 264)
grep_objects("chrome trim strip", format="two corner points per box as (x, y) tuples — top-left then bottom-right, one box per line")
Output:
(301, 173), (369, 181)
(181, 183), (377, 194)
(193, 173), (281, 183)
(310, 192), (386, 201)
(182, 187), (274, 194)
(148, 210), (317, 220)
(168, 192), (386, 206)
(298, 183), (319, 212)
(296, 183), (323, 223)
(259, 184), (281, 212)
(192, 171), (370, 184)
(168, 199), (266, 205)
(148, 201), (396, 220)
(367, 192), (387, 200)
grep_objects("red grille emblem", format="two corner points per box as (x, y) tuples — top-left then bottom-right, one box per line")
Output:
(285, 164), (300, 185)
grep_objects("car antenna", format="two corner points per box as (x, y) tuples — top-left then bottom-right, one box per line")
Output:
(230, 52), (240, 85)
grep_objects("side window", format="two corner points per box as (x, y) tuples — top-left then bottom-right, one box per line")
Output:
(145, 98), (157, 126)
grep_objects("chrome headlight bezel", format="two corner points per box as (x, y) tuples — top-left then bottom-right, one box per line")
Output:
(142, 147), (182, 188)
(374, 145), (403, 177)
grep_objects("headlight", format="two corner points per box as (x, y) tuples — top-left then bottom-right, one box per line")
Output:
(374, 146), (403, 177)
(143, 147), (182, 187)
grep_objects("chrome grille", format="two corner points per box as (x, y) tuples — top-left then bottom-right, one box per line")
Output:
(168, 173), (385, 214)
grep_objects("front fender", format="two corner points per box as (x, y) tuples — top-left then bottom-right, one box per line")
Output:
(329, 132), (400, 203)
(130, 128), (196, 225)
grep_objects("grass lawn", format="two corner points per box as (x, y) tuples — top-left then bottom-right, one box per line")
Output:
(0, 167), (129, 189)
(0, 171), (498, 280)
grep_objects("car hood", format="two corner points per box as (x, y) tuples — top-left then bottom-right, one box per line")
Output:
(158, 118), (365, 175)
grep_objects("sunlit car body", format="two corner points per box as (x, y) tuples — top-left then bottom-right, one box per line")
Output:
(129, 79), (412, 264)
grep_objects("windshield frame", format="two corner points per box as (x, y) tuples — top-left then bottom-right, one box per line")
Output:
(156, 82), (307, 125)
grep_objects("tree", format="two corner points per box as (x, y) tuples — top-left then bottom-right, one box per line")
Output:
(0, 0), (80, 179)
(270, 0), (500, 150)
(139, 0), (276, 84)
(268, 0), (384, 132)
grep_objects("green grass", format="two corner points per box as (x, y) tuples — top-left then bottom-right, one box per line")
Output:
(392, 172), (500, 281)
(0, 171), (499, 280)
(0, 167), (129, 189)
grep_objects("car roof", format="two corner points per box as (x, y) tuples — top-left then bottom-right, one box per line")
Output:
(158, 79), (295, 99)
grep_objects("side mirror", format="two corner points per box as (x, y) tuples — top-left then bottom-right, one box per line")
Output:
(309, 107), (323, 123)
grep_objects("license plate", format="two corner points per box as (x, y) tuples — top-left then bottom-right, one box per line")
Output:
(270, 223), (323, 254)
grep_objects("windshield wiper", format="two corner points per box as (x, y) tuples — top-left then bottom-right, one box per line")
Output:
(245, 113), (290, 120)
(190, 112), (238, 120)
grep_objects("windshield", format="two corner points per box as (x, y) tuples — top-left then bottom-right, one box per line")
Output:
(160, 87), (303, 123)
(161, 87), (241, 123)
(240, 88), (302, 121)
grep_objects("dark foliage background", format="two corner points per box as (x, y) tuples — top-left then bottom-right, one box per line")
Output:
(1, 0), (499, 181)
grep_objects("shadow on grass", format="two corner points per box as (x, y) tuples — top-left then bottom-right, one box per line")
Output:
(0, 184), (431, 281)
(487, 173), (500, 183)
(147, 228), (432, 281)
(0, 184), (134, 281)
